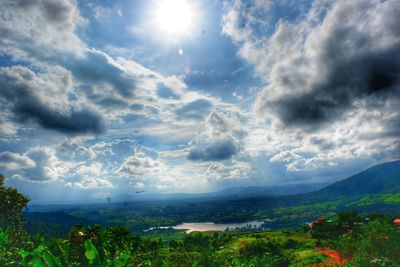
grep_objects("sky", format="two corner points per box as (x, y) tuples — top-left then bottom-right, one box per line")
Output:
(0, 0), (399, 203)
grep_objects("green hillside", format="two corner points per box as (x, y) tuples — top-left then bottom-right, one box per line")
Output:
(315, 160), (400, 197)
(267, 161), (400, 227)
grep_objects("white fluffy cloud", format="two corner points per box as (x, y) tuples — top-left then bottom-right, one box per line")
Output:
(66, 161), (114, 189)
(117, 154), (160, 178)
(16, 146), (79, 182)
(66, 178), (114, 189)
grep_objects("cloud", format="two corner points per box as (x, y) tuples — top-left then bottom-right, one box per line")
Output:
(187, 140), (237, 161)
(263, 43), (400, 129)
(175, 99), (213, 120)
(4, 0), (398, 197)
(224, 0), (400, 171)
(0, 66), (104, 134)
(0, 121), (19, 138)
(1, 0), (187, 129)
(204, 160), (252, 180)
(66, 177), (114, 189)
(67, 49), (137, 98)
(270, 151), (301, 163)
(0, 0), (258, 195)
(225, 0), (400, 129)
(0, 151), (36, 170)
(186, 109), (243, 161)
(117, 153), (160, 178)
(1, 0), (243, 146)
(0, 0), (85, 60)
(65, 161), (114, 189)
(10, 146), (78, 182)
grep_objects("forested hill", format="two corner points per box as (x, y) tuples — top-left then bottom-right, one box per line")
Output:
(314, 160), (400, 197)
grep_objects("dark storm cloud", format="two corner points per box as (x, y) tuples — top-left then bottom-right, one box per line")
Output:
(270, 43), (400, 128)
(0, 66), (104, 134)
(66, 50), (137, 97)
(251, 0), (400, 130)
(15, 104), (105, 134)
(187, 140), (237, 161)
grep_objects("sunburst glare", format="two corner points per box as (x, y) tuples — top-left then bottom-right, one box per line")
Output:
(156, 0), (194, 34)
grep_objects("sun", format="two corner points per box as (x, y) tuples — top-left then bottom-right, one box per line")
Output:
(156, 0), (193, 34)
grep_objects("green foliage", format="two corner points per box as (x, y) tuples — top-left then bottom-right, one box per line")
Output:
(17, 244), (62, 267)
(2, 213), (400, 266)
(310, 211), (363, 240)
(183, 232), (211, 251)
(84, 239), (99, 264)
(0, 174), (29, 240)
(336, 220), (400, 266)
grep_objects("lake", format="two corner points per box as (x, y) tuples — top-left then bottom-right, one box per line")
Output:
(145, 220), (265, 233)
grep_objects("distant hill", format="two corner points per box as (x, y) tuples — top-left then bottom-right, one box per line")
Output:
(111, 160), (400, 204)
(112, 182), (330, 203)
(208, 182), (330, 198)
(314, 160), (400, 197)
(23, 160), (400, 231)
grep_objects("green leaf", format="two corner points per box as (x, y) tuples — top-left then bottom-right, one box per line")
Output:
(43, 252), (61, 267)
(29, 256), (46, 267)
(84, 239), (100, 263)
(17, 249), (31, 258)
(32, 245), (46, 256)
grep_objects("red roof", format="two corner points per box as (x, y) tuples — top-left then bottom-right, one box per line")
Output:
(393, 219), (400, 225)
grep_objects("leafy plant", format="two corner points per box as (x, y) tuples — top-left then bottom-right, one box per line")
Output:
(0, 174), (29, 241)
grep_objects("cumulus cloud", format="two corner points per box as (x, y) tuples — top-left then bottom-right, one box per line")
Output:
(66, 177), (114, 189)
(0, 66), (104, 134)
(225, 0), (400, 129)
(67, 49), (137, 98)
(117, 153), (160, 178)
(8, 146), (79, 182)
(224, 0), (400, 171)
(187, 109), (243, 162)
(65, 161), (114, 189)
(204, 160), (252, 180)
(0, 151), (36, 170)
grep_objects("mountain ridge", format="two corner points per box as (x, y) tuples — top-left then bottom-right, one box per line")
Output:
(313, 160), (400, 197)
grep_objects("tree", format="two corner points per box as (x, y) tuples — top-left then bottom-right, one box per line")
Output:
(0, 174), (29, 238)
(337, 211), (361, 231)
